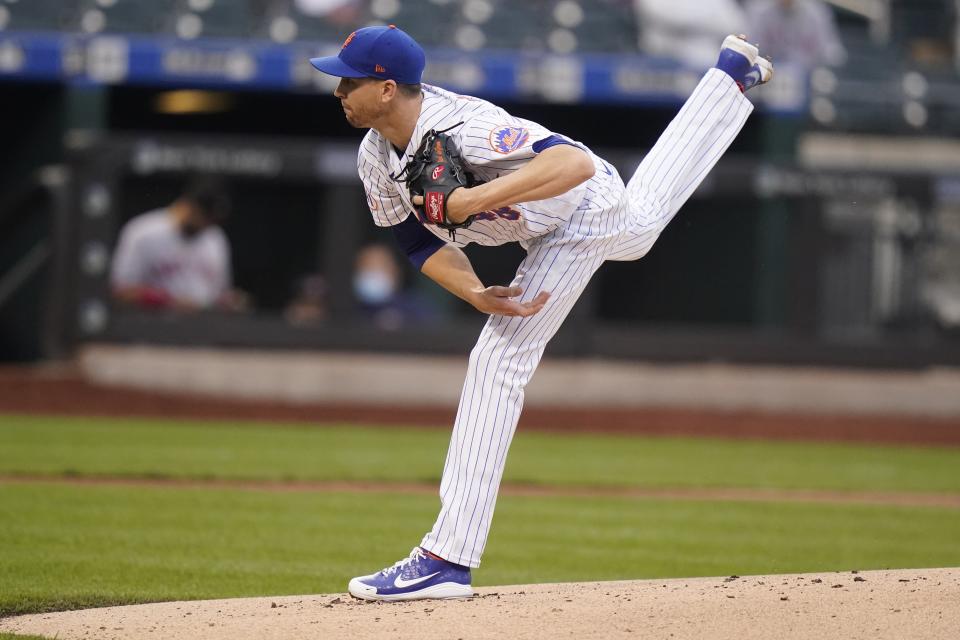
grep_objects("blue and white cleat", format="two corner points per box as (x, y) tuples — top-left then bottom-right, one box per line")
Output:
(716, 34), (760, 91)
(348, 547), (473, 601)
(743, 55), (774, 91)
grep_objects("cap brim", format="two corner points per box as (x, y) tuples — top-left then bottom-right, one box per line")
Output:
(309, 55), (367, 79)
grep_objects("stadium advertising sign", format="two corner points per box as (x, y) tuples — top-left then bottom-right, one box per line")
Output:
(0, 32), (806, 112)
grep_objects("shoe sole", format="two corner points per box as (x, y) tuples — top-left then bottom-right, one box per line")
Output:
(757, 56), (774, 84)
(349, 581), (474, 602)
(721, 34), (758, 66)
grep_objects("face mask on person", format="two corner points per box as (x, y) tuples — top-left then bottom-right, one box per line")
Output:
(353, 269), (396, 305)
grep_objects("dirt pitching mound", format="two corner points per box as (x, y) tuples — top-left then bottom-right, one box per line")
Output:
(2, 568), (957, 640)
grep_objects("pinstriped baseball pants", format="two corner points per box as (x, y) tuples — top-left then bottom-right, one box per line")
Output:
(421, 69), (754, 568)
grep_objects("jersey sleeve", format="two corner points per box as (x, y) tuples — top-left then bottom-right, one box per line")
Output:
(110, 220), (146, 288)
(211, 230), (232, 294)
(391, 213), (446, 270)
(456, 112), (558, 171)
(456, 110), (589, 231)
(357, 135), (411, 228)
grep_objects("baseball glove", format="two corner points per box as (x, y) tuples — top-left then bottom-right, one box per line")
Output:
(393, 123), (480, 239)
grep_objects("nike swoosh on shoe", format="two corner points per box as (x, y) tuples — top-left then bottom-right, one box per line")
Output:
(394, 571), (441, 589)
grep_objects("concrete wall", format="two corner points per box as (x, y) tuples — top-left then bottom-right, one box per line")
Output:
(78, 344), (960, 418)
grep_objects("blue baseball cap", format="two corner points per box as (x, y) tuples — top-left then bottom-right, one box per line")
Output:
(310, 25), (425, 85)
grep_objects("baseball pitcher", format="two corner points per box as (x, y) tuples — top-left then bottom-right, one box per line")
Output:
(310, 24), (773, 601)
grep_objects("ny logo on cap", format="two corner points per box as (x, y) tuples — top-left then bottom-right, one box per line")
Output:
(342, 31), (357, 49)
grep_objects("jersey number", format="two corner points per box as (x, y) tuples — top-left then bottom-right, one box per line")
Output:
(472, 206), (521, 222)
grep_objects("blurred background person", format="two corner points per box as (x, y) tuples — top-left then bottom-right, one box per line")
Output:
(293, 0), (366, 26)
(353, 243), (439, 331)
(633, 0), (747, 69)
(110, 177), (249, 313)
(745, 0), (847, 70)
(284, 273), (329, 326)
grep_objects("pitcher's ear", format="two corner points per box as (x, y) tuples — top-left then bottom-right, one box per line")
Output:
(381, 79), (398, 102)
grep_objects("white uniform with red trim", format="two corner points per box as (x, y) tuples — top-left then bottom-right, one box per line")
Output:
(357, 70), (754, 568)
(110, 209), (231, 308)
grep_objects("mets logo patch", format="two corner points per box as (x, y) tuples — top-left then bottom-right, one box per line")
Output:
(489, 126), (529, 154)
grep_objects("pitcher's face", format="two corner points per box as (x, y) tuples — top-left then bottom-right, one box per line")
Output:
(334, 77), (389, 128)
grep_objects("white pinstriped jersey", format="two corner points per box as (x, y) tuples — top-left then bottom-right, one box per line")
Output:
(357, 83), (628, 247)
(414, 68), (755, 569)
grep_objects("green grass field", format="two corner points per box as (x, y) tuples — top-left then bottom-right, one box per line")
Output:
(2, 414), (959, 619)
(4, 415), (960, 491)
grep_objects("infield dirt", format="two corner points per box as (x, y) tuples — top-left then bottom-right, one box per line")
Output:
(1, 568), (956, 640)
